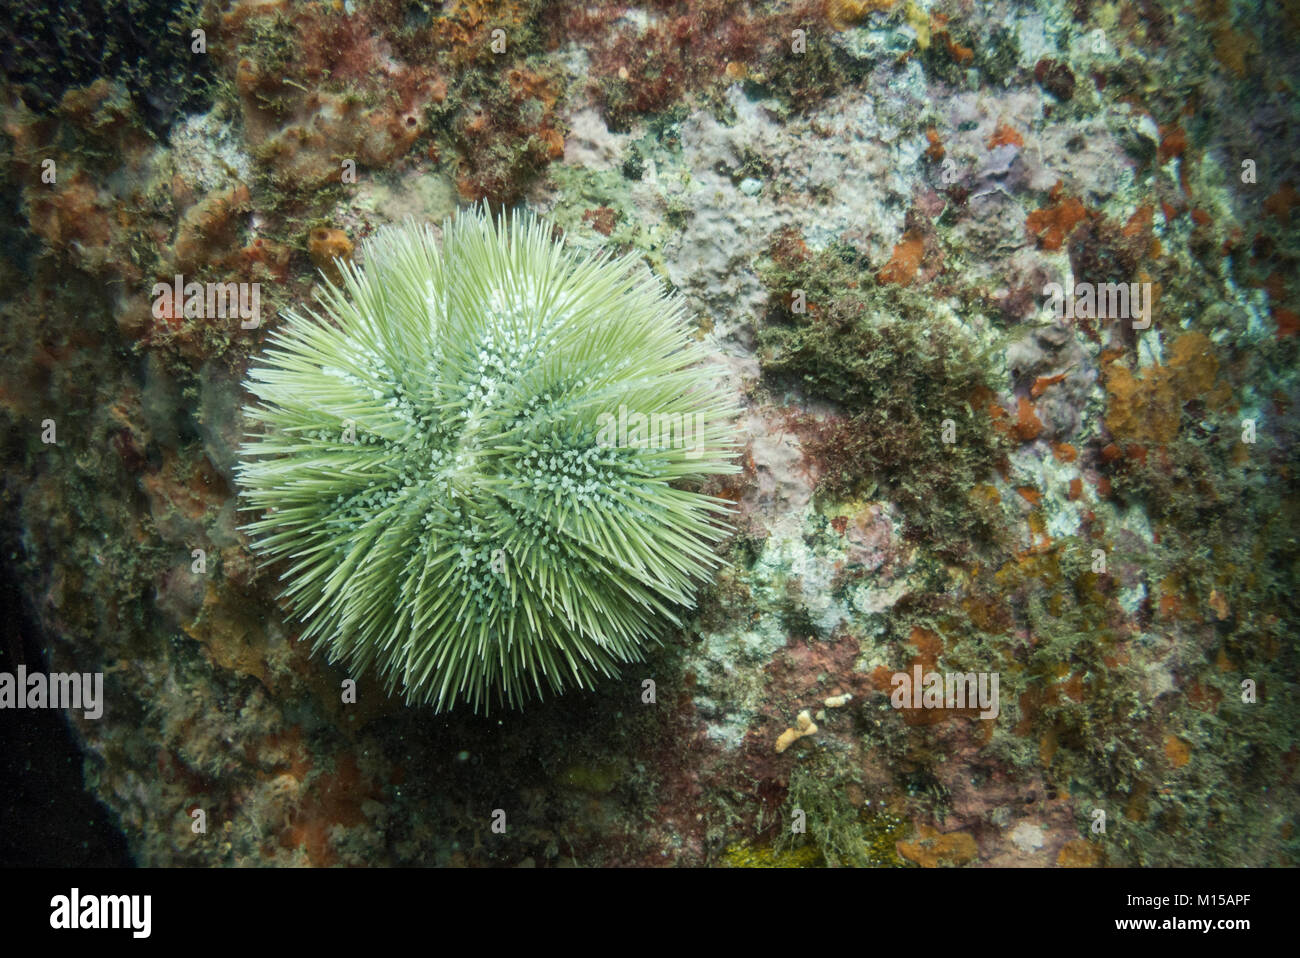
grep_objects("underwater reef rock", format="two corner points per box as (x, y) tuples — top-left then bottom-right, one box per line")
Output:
(0, 0), (1297, 869)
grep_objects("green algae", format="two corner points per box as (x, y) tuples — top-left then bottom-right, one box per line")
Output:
(776, 753), (909, 867)
(756, 232), (1008, 554)
(559, 760), (628, 795)
(0, 0), (215, 131)
(721, 839), (822, 868)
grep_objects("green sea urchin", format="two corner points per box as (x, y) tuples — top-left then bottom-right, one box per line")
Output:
(237, 205), (738, 713)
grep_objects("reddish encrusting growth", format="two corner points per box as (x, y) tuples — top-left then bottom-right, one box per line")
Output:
(1025, 182), (1091, 252)
(566, 0), (833, 128)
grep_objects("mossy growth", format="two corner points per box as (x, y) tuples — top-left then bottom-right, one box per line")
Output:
(720, 839), (822, 868)
(920, 21), (1022, 89)
(775, 578), (822, 639)
(775, 754), (908, 867)
(1098, 331), (1252, 544)
(0, 0), (215, 133)
(944, 539), (1159, 787)
(239, 12), (299, 118)
(428, 55), (568, 205)
(743, 31), (861, 118)
(559, 759), (627, 795)
(692, 564), (756, 635)
(929, 484), (1299, 866)
(756, 229), (1007, 555)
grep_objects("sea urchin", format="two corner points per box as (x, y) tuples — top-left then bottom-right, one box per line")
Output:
(237, 205), (738, 713)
